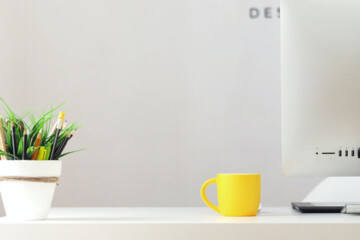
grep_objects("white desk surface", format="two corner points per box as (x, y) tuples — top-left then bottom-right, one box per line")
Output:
(1, 207), (360, 240)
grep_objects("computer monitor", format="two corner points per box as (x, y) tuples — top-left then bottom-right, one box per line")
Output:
(281, 0), (360, 176)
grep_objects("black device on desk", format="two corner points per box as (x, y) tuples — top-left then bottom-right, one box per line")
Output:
(292, 202), (345, 213)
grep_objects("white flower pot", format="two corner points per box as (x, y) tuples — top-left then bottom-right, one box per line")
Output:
(0, 161), (61, 220)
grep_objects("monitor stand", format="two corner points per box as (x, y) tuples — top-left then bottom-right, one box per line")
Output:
(292, 177), (360, 213)
(291, 202), (345, 213)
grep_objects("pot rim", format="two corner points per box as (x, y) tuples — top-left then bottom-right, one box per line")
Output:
(0, 160), (62, 177)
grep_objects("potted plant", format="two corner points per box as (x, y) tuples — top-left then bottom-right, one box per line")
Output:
(0, 99), (82, 220)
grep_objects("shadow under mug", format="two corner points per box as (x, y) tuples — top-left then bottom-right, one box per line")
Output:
(201, 173), (261, 216)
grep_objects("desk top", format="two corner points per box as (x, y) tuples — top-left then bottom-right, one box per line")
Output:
(1, 207), (360, 224)
(1, 207), (360, 240)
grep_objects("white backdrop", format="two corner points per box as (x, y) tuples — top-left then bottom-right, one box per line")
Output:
(0, 0), (321, 209)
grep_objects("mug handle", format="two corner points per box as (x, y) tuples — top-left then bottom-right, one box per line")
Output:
(200, 178), (220, 213)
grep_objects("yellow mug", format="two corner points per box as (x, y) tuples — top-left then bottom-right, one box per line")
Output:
(201, 174), (261, 216)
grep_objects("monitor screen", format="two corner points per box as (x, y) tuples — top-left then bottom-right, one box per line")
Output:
(281, 0), (360, 176)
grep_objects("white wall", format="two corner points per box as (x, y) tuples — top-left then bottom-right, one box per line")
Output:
(0, 0), (322, 208)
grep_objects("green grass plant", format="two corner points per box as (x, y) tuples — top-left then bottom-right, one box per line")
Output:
(0, 98), (82, 160)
